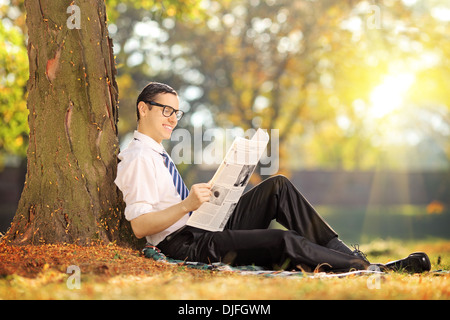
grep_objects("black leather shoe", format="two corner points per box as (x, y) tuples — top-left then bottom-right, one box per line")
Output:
(384, 252), (431, 273)
(351, 244), (370, 263)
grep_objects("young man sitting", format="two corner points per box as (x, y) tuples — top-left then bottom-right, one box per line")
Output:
(114, 82), (431, 273)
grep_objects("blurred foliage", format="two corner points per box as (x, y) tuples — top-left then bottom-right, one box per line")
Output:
(0, 1), (28, 169)
(1, 0), (449, 173)
(106, 0), (205, 21)
(108, 0), (450, 172)
(0, 0), (203, 168)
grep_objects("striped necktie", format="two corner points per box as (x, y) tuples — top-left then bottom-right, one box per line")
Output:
(133, 137), (190, 203)
(160, 151), (190, 203)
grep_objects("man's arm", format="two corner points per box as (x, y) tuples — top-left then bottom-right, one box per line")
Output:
(130, 182), (212, 239)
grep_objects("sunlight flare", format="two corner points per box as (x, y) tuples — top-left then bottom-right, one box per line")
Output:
(369, 73), (415, 118)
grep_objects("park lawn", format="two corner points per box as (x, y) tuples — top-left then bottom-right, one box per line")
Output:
(0, 239), (449, 300)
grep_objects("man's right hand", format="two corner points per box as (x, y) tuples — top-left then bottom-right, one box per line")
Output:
(182, 182), (212, 212)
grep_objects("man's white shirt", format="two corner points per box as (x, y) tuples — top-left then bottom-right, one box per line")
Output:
(114, 130), (189, 245)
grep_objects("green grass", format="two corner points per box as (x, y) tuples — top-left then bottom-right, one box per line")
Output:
(1, 239), (449, 300)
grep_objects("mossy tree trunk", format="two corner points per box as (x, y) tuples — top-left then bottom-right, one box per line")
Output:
(4, 0), (139, 247)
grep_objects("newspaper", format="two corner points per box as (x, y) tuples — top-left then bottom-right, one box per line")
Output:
(186, 128), (269, 231)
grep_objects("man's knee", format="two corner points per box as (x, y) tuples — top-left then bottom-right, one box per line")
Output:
(264, 174), (290, 191)
(263, 174), (288, 186)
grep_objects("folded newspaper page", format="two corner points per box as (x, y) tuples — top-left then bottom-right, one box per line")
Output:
(186, 128), (269, 231)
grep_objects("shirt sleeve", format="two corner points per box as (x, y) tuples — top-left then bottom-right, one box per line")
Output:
(115, 155), (160, 221)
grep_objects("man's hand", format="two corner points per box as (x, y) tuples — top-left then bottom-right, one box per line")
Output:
(130, 182), (212, 239)
(182, 182), (212, 212)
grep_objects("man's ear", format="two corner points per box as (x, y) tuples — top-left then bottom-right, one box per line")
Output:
(138, 101), (148, 119)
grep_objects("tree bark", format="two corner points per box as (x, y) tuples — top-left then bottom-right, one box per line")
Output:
(4, 0), (140, 247)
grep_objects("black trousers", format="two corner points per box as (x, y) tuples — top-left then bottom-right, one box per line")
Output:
(158, 175), (369, 271)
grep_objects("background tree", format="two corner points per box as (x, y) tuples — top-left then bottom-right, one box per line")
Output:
(3, 0), (449, 174)
(151, 0), (384, 174)
(154, 0), (450, 173)
(3, 0), (201, 246)
(1, 0), (449, 243)
(0, 0), (28, 169)
(4, 0), (124, 245)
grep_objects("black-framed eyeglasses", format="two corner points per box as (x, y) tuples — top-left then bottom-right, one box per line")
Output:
(145, 101), (185, 121)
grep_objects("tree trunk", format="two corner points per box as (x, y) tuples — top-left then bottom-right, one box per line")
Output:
(4, 0), (140, 247)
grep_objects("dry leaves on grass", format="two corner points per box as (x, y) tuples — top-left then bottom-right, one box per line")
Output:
(0, 242), (208, 279)
(1, 240), (450, 300)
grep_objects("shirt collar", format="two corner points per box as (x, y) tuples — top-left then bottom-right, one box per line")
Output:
(133, 130), (165, 154)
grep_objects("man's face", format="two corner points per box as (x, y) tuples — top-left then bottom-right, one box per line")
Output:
(138, 93), (179, 143)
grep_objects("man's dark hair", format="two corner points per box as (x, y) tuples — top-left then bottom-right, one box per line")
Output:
(136, 82), (177, 121)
